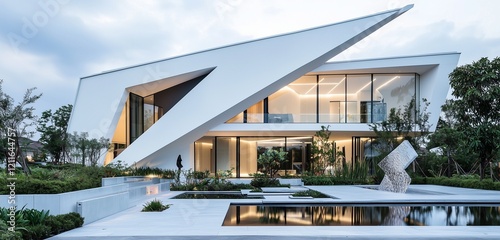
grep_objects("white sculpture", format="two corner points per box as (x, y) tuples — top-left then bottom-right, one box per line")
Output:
(378, 140), (417, 193)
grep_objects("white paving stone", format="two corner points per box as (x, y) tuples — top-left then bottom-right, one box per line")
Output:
(49, 186), (500, 239)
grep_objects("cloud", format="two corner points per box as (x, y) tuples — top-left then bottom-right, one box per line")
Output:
(1, 0), (499, 141)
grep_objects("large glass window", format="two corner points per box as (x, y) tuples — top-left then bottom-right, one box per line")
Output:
(216, 137), (237, 176)
(195, 136), (313, 177)
(225, 73), (419, 124)
(143, 95), (155, 132)
(247, 100), (264, 123)
(268, 87), (295, 123)
(346, 75), (371, 123)
(373, 74), (416, 121)
(239, 137), (258, 177)
(194, 137), (214, 173)
(287, 76), (316, 123)
(130, 93), (163, 143)
(285, 137), (312, 175)
(319, 75), (345, 122)
(129, 93), (143, 143)
(227, 100), (264, 123)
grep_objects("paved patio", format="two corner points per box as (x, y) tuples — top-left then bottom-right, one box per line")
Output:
(49, 185), (500, 239)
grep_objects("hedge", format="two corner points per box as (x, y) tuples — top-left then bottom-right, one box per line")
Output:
(412, 177), (500, 191)
(302, 175), (369, 185)
(0, 178), (101, 194)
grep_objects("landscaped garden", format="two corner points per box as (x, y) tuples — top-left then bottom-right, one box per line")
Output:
(0, 206), (83, 240)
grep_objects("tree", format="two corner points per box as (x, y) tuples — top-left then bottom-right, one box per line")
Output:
(67, 132), (110, 166)
(370, 98), (431, 155)
(37, 104), (72, 164)
(427, 102), (470, 177)
(444, 57), (500, 180)
(311, 125), (335, 174)
(0, 79), (42, 175)
(257, 148), (288, 178)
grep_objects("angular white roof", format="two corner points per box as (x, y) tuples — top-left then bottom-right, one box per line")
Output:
(68, 5), (414, 167)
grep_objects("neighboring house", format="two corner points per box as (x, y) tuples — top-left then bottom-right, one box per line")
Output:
(67, 5), (460, 177)
(18, 137), (43, 162)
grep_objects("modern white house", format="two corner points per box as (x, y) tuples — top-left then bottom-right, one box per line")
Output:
(67, 4), (460, 177)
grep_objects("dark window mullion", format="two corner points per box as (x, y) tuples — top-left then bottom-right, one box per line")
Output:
(316, 75), (319, 123)
(344, 74), (348, 123)
(264, 97), (269, 123)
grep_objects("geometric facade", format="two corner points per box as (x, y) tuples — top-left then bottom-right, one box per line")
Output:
(67, 4), (460, 176)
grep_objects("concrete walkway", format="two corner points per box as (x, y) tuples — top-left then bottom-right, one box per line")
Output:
(49, 185), (500, 239)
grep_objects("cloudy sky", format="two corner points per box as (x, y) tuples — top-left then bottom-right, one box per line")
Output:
(1, 0), (499, 139)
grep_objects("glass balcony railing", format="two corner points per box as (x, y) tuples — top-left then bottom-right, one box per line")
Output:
(226, 112), (387, 124)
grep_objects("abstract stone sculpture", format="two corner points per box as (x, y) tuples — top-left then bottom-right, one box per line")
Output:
(378, 140), (417, 193)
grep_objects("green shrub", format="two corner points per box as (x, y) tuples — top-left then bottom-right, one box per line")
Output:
(301, 175), (369, 185)
(44, 215), (63, 235)
(23, 209), (50, 226)
(0, 206), (29, 227)
(302, 176), (334, 185)
(170, 180), (255, 192)
(250, 176), (280, 188)
(22, 224), (51, 240)
(0, 207), (84, 239)
(192, 170), (210, 180)
(60, 212), (84, 230)
(43, 212), (84, 234)
(129, 166), (179, 179)
(292, 189), (330, 198)
(411, 176), (500, 190)
(0, 220), (23, 240)
(0, 166), (103, 194)
(141, 199), (170, 212)
(163, 169), (177, 179)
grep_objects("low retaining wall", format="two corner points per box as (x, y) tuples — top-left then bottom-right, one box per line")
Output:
(77, 192), (129, 224)
(0, 177), (171, 225)
(0, 184), (128, 215)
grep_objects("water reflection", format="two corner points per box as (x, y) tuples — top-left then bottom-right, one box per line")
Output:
(223, 205), (500, 226)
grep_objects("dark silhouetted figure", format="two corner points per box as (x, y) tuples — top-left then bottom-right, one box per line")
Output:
(176, 154), (183, 171)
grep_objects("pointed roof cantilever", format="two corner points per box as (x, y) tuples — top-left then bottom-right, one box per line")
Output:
(68, 5), (414, 168)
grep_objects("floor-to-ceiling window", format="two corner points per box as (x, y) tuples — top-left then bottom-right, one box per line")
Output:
(319, 75), (346, 123)
(129, 93), (163, 144)
(194, 136), (313, 177)
(143, 95), (155, 132)
(285, 137), (312, 174)
(268, 76), (316, 123)
(373, 74), (416, 117)
(216, 137), (237, 175)
(227, 73), (419, 125)
(129, 93), (143, 143)
(346, 74), (372, 123)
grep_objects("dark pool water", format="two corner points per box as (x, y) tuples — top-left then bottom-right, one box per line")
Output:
(223, 204), (500, 226)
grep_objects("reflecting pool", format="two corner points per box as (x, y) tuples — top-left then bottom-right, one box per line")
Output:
(223, 205), (500, 226)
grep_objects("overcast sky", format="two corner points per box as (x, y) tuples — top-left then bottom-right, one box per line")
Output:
(1, 0), (500, 139)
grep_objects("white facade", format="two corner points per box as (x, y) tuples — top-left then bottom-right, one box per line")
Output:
(67, 5), (460, 174)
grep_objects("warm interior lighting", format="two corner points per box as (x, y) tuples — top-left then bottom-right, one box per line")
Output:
(146, 174), (160, 178)
(376, 76), (400, 91)
(355, 78), (377, 94)
(327, 77), (345, 94)
(288, 77), (344, 96)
